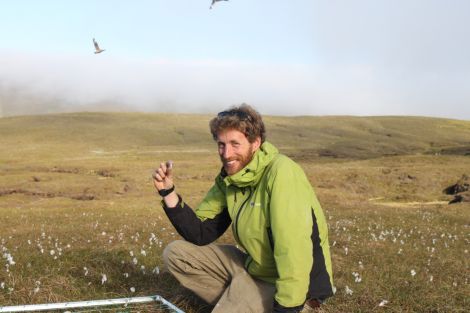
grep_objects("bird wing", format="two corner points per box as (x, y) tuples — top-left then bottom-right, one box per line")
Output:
(93, 39), (100, 51)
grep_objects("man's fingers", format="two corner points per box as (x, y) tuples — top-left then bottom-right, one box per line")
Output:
(153, 171), (164, 182)
(152, 161), (173, 184)
(166, 160), (173, 176)
(157, 167), (166, 180)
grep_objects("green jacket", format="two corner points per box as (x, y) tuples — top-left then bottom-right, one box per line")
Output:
(192, 141), (334, 307)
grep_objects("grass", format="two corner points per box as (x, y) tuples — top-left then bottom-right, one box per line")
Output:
(0, 112), (469, 312)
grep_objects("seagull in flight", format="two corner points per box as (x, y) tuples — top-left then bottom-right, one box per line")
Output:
(210, 0), (228, 9)
(93, 38), (105, 54)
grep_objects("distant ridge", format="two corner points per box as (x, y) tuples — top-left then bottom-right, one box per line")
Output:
(1, 112), (469, 160)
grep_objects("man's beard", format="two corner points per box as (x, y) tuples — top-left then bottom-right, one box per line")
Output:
(221, 146), (256, 175)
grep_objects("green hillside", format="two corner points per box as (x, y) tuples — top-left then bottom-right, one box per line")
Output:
(1, 112), (469, 160)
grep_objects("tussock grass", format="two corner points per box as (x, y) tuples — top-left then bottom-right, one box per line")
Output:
(1, 112), (469, 312)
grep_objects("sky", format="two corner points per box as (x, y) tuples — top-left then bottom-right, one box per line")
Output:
(0, 0), (469, 119)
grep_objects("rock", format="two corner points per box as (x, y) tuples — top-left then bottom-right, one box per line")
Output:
(398, 173), (416, 182)
(443, 174), (469, 195)
(449, 191), (470, 204)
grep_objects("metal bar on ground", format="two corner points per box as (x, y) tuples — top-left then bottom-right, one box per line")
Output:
(0, 295), (184, 313)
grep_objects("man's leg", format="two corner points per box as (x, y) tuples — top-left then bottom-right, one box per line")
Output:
(163, 240), (275, 313)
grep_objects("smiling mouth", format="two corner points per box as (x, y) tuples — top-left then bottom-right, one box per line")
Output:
(223, 158), (238, 166)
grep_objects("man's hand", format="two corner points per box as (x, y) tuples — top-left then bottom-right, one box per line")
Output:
(152, 160), (179, 207)
(153, 160), (174, 191)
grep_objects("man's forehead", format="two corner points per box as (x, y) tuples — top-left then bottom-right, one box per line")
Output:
(216, 129), (247, 141)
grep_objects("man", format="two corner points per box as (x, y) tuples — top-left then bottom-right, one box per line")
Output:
(153, 104), (334, 313)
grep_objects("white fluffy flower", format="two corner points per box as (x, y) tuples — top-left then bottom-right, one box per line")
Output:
(378, 300), (388, 307)
(101, 274), (107, 284)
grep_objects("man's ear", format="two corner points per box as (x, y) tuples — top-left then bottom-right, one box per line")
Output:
(252, 136), (262, 151)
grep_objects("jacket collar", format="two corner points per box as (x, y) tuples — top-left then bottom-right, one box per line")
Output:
(222, 141), (278, 188)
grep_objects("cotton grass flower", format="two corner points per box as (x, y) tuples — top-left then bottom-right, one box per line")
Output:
(345, 285), (353, 295)
(410, 269), (416, 277)
(33, 281), (41, 293)
(378, 300), (388, 307)
(130, 287), (135, 293)
(352, 272), (362, 283)
(101, 273), (107, 284)
(3, 252), (15, 265)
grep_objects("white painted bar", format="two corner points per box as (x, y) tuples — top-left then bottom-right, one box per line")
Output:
(0, 295), (184, 313)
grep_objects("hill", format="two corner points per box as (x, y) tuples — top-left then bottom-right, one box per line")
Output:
(1, 112), (469, 161)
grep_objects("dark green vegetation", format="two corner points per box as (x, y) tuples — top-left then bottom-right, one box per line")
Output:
(1, 112), (469, 312)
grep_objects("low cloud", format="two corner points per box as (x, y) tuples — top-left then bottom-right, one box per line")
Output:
(1, 51), (469, 119)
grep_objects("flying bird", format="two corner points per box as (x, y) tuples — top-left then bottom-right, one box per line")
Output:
(93, 38), (105, 54)
(210, 0), (228, 9)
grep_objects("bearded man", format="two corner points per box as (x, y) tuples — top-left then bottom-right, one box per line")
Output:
(152, 104), (334, 313)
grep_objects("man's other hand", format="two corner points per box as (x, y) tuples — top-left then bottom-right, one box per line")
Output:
(153, 160), (174, 192)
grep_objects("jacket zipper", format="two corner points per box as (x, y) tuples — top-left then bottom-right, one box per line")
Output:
(267, 227), (274, 251)
(233, 187), (252, 244)
(245, 255), (254, 272)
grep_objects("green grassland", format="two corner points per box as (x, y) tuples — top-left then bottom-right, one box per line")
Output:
(0, 112), (469, 312)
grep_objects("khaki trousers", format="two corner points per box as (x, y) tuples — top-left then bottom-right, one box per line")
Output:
(163, 240), (276, 313)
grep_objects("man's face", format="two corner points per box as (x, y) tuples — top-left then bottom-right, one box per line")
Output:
(216, 129), (261, 176)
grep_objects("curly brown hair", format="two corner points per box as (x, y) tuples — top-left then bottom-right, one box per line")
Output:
(209, 103), (266, 143)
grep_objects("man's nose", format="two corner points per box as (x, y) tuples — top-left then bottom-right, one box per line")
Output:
(222, 146), (233, 159)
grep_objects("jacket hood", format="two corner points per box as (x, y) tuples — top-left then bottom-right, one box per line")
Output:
(223, 141), (278, 188)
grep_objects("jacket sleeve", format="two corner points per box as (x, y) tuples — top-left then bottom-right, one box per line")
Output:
(268, 158), (313, 309)
(162, 176), (230, 246)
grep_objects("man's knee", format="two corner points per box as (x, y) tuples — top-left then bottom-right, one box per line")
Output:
(163, 240), (197, 268)
(163, 240), (187, 267)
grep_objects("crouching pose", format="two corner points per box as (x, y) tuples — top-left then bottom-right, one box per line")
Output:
(152, 104), (334, 313)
